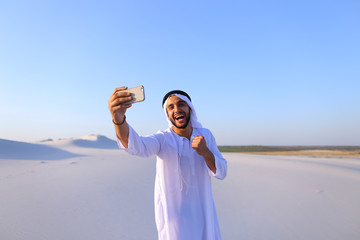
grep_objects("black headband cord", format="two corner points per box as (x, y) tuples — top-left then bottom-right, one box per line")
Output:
(162, 90), (192, 107)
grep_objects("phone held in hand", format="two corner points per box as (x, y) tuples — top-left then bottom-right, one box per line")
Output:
(117, 85), (145, 105)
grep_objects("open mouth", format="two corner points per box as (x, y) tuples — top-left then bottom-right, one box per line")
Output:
(174, 114), (185, 121)
(171, 112), (189, 128)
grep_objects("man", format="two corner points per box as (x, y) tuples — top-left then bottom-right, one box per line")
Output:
(108, 87), (227, 240)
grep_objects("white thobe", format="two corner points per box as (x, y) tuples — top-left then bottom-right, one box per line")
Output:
(118, 125), (227, 240)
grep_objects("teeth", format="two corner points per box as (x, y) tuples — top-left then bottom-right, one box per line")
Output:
(175, 115), (184, 120)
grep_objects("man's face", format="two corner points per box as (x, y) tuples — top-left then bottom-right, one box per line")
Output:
(166, 95), (191, 129)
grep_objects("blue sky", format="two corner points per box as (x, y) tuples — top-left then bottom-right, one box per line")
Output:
(1, 0), (359, 145)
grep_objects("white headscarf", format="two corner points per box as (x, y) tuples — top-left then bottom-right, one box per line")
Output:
(163, 94), (203, 129)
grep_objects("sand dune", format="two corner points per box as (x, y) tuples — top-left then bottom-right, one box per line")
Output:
(39, 134), (118, 149)
(0, 139), (83, 160)
(0, 137), (359, 239)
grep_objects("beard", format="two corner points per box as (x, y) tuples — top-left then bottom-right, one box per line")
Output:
(170, 113), (191, 129)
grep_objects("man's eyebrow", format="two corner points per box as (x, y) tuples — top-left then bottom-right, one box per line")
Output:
(176, 100), (187, 104)
(166, 103), (174, 108)
(167, 100), (186, 107)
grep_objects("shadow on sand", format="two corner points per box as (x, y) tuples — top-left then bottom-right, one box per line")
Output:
(0, 139), (84, 160)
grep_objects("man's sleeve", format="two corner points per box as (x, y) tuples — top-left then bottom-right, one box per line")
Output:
(117, 124), (160, 158)
(207, 130), (227, 180)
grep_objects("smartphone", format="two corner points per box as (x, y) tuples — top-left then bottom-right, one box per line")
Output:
(117, 85), (145, 105)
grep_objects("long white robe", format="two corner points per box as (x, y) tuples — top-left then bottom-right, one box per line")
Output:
(118, 125), (227, 240)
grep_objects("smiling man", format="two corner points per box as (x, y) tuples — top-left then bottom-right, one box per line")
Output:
(108, 88), (227, 240)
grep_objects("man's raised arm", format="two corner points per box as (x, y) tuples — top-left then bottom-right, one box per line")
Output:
(108, 87), (133, 148)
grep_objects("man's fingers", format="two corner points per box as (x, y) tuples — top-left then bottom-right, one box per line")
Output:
(108, 90), (133, 117)
(115, 91), (132, 98)
(110, 100), (132, 109)
(111, 104), (132, 112)
(192, 136), (207, 151)
(110, 87), (132, 102)
(193, 136), (204, 139)
(111, 87), (128, 96)
(116, 96), (133, 105)
(109, 94), (133, 106)
(192, 138), (202, 147)
(192, 136), (205, 143)
(109, 87), (131, 104)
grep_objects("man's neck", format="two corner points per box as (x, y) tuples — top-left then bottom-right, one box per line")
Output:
(172, 125), (193, 140)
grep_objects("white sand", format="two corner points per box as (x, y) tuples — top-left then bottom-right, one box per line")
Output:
(1, 136), (359, 240)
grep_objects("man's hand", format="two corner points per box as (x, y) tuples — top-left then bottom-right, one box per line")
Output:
(192, 136), (211, 157)
(108, 87), (133, 148)
(108, 87), (133, 124)
(192, 136), (216, 174)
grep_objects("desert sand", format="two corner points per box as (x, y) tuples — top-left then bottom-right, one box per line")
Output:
(1, 135), (359, 240)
